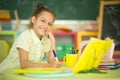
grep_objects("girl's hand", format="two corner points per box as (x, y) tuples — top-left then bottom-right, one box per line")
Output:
(52, 61), (62, 68)
(46, 27), (55, 42)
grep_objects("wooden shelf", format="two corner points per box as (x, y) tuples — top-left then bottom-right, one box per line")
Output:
(0, 31), (17, 44)
(53, 31), (77, 59)
(53, 31), (77, 47)
(77, 31), (98, 51)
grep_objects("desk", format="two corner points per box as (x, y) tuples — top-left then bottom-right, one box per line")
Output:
(1, 68), (120, 80)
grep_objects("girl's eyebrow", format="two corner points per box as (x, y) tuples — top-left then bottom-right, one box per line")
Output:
(39, 15), (54, 25)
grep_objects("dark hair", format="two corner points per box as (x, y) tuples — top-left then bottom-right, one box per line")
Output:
(28, 3), (56, 29)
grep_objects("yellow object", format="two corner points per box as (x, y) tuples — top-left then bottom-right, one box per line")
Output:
(72, 37), (113, 73)
(14, 68), (65, 74)
(0, 10), (11, 19)
(64, 54), (78, 68)
(0, 40), (11, 63)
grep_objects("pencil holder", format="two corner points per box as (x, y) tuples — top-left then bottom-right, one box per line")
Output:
(63, 54), (78, 68)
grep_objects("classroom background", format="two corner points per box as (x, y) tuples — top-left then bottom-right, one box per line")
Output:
(0, 0), (120, 80)
(0, 0), (120, 67)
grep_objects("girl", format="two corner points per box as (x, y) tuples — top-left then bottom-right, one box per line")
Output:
(0, 3), (61, 73)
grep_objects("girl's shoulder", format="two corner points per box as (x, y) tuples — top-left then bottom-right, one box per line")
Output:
(16, 29), (33, 42)
(18, 29), (31, 37)
(20, 29), (31, 35)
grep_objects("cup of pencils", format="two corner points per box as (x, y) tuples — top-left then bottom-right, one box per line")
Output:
(63, 47), (79, 67)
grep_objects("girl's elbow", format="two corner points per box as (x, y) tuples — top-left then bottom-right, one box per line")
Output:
(20, 61), (29, 68)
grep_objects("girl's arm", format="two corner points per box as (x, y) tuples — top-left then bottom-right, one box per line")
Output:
(45, 50), (61, 68)
(18, 48), (59, 68)
(45, 27), (61, 67)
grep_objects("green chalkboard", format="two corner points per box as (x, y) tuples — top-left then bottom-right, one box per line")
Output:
(0, 0), (100, 20)
(101, 2), (120, 50)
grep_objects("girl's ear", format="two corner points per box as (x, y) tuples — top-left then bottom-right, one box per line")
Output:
(31, 16), (36, 23)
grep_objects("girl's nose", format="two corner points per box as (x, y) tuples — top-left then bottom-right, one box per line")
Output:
(44, 24), (48, 28)
(44, 24), (48, 30)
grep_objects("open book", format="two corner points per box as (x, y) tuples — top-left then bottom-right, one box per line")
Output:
(72, 37), (113, 73)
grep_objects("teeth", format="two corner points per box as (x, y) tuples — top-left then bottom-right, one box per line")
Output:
(39, 27), (46, 32)
(41, 28), (45, 32)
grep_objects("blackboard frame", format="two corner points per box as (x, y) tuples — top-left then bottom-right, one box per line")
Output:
(98, 0), (120, 52)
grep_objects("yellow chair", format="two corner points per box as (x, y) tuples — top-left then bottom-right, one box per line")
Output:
(0, 40), (11, 63)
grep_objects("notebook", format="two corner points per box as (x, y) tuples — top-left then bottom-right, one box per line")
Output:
(14, 67), (74, 78)
(14, 68), (65, 74)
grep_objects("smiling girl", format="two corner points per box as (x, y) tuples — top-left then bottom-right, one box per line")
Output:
(0, 3), (61, 73)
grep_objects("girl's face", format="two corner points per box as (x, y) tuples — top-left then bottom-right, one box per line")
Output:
(31, 11), (55, 38)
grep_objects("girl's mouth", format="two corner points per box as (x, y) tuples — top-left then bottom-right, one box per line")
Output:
(39, 27), (48, 33)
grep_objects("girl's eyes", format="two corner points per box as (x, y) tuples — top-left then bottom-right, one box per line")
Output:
(48, 23), (52, 26)
(41, 20), (45, 22)
(40, 19), (52, 26)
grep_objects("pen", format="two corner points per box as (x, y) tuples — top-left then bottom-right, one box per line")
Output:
(52, 50), (59, 62)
